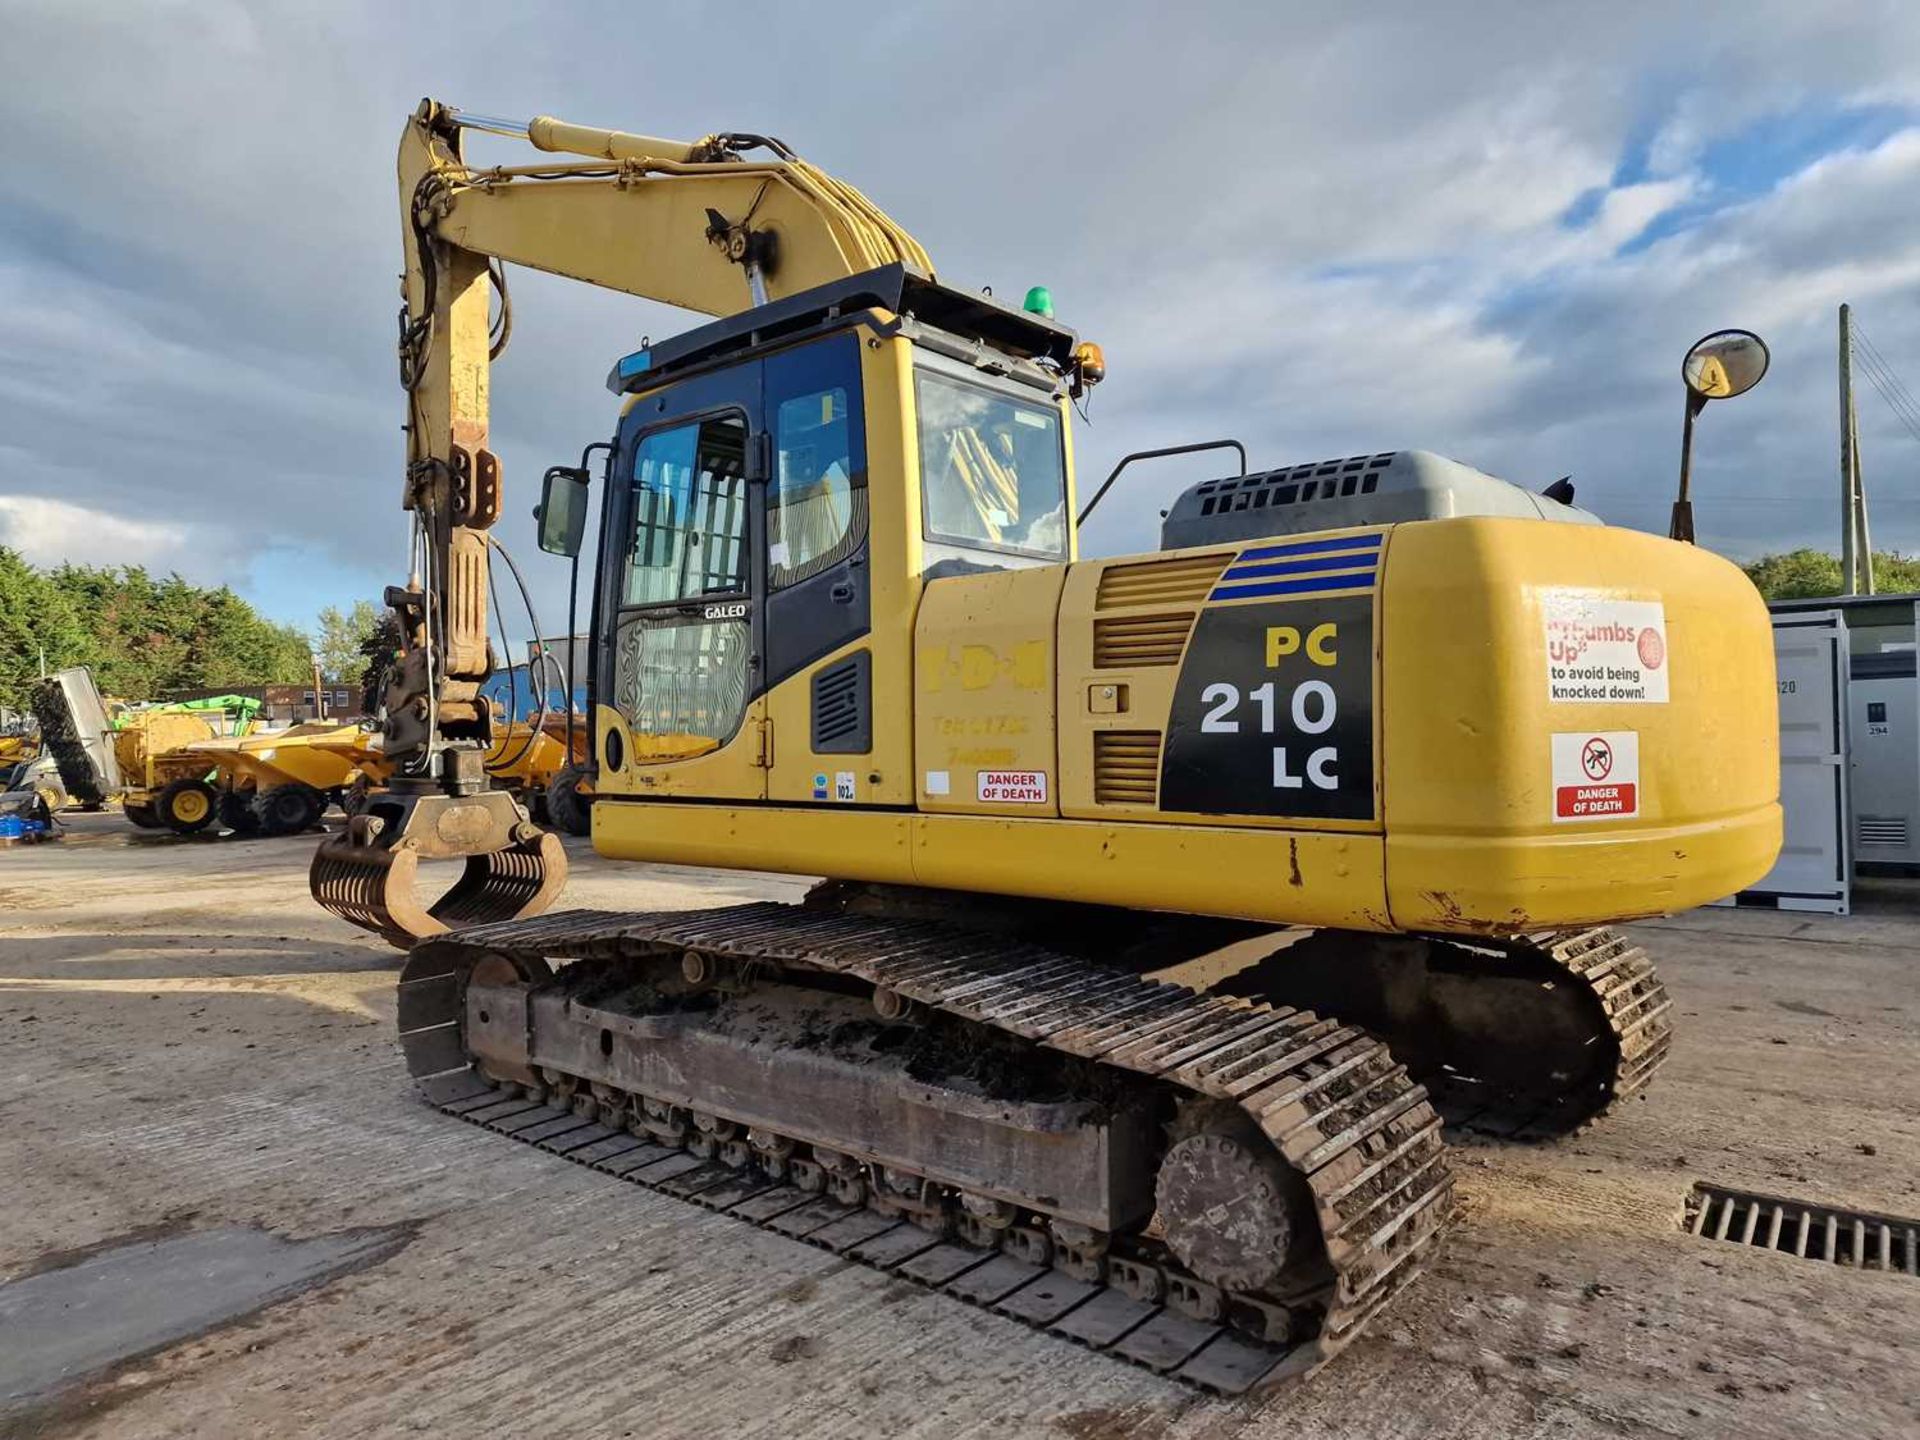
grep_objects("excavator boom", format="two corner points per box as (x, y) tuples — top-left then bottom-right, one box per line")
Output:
(312, 99), (933, 946)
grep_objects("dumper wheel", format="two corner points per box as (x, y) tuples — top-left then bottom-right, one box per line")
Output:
(546, 765), (592, 837)
(155, 778), (218, 834)
(256, 782), (326, 837)
(219, 789), (262, 836)
(123, 802), (161, 830)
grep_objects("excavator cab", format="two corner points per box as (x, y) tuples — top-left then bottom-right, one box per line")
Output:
(561, 267), (1082, 823)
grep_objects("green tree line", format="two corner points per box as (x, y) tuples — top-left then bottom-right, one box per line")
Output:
(1743, 549), (1920, 600)
(0, 547), (315, 709)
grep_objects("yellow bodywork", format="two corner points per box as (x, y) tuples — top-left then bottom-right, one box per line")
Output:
(188, 723), (366, 797)
(1376, 519), (1777, 929)
(594, 491), (1779, 937)
(114, 711), (227, 802)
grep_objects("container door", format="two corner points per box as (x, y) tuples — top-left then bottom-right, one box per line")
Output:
(1733, 610), (1849, 913)
(1846, 598), (1920, 867)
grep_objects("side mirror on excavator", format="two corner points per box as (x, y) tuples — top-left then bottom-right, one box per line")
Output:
(1683, 330), (1770, 401)
(536, 466), (590, 557)
(1669, 327), (1769, 544)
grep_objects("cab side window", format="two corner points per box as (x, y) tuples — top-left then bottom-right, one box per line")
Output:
(766, 335), (867, 588)
(624, 415), (749, 607)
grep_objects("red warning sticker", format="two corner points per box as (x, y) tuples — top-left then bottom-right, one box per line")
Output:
(1551, 731), (1639, 822)
(977, 770), (1049, 804)
(1542, 593), (1669, 703)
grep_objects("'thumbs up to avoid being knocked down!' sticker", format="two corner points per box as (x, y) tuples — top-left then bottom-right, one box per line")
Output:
(1551, 731), (1639, 821)
(1542, 591), (1669, 704)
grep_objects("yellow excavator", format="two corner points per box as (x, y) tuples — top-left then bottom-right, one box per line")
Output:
(312, 100), (1781, 1392)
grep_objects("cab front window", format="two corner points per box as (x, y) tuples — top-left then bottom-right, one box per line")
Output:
(915, 370), (1067, 559)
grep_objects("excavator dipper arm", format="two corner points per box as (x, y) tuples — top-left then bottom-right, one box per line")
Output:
(312, 99), (933, 946)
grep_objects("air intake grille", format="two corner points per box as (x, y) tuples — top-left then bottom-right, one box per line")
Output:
(810, 651), (871, 754)
(1093, 613), (1196, 668)
(1192, 453), (1395, 518)
(1095, 554), (1231, 609)
(1858, 815), (1910, 847)
(1685, 1183), (1918, 1276)
(1094, 731), (1161, 805)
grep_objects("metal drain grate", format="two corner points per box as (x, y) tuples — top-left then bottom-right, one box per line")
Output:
(1685, 1183), (1919, 1276)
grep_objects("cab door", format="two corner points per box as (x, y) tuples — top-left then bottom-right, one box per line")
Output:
(594, 361), (768, 801)
(760, 333), (878, 805)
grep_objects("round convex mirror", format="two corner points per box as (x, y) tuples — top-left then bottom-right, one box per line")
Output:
(1683, 329), (1770, 400)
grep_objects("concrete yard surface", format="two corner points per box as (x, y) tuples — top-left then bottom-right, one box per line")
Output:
(2, 814), (1917, 1438)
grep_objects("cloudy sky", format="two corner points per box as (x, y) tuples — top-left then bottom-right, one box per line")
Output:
(4, 1), (1919, 641)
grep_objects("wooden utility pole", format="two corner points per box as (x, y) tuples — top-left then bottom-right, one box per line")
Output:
(1840, 304), (1857, 593)
(1839, 304), (1875, 594)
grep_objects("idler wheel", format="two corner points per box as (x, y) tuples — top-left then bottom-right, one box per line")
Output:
(1155, 1110), (1304, 1294)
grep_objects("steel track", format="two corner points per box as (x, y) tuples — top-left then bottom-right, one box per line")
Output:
(1424, 928), (1673, 1141)
(398, 904), (1456, 1394)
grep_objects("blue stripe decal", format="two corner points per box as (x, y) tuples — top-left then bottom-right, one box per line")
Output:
(1210, 575), (1376, 600)
(1220, 556), (1379, 583)
(1233, 533), (1383, 564)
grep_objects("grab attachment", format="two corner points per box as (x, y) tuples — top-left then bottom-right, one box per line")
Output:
(310, 788), (568, 949)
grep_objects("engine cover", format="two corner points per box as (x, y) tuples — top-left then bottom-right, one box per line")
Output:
(1159, 449), (1596, 549)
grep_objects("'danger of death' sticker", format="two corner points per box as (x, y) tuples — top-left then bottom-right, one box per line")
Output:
(1550, 730), (1640, 821)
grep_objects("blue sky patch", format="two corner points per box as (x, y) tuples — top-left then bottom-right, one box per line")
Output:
(1612, 101), (1919, 255)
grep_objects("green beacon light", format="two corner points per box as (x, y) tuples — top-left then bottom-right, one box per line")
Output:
(1022, 285), (1054, 318)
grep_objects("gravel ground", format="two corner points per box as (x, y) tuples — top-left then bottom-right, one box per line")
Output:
(2, 813), (1916, 1438)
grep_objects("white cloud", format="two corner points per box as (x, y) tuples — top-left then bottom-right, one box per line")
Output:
(1592, 177), (1699, 251)
(0, 494), (192, 570)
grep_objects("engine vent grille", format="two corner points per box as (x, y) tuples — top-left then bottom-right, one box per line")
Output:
(1192, 452), (1395, 518)
(1095, 554), (1231, 609)
(1094, 731), (1161, 805)
(1858, 815), (1910, 847)
(1684, 1182), (1918, 1277)
(1093, 613), (1197, 668)
(810, 651), (871, 754)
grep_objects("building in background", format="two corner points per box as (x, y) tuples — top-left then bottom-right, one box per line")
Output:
(162, 684), (364, 726)
(478, 638), (588, 723)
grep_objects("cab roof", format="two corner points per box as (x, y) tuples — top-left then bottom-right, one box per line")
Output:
(607, 263), (1078, 394)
